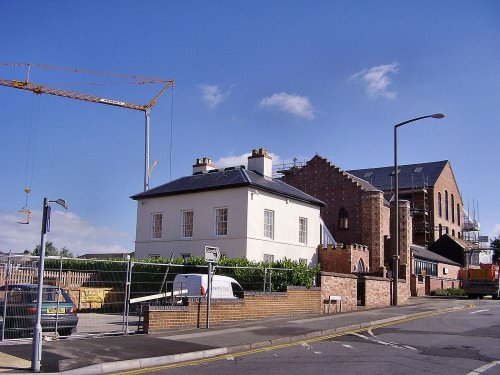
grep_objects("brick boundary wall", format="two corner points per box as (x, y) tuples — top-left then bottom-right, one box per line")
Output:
(145, 274), (413, 333)
(319, 272), (358, 312)
(145, 287), (322, 334)
(364, 276), (409, 308)
(411, 274), (461, 296)
(426, 276), (461, 295)
(411, 275), (426, 296)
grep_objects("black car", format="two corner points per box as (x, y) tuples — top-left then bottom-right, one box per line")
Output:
(0, 283), (79, 338)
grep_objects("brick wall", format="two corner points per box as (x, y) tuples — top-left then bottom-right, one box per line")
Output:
(426, 276), (461, 294)
(398, 200), (412, 281)
(398, 279), (410, 303)
(410, 275), (426, 296)
(363, 277), (409, 308)
(145, 287), (322, 333)
(280, 155), (387, 273)
(364, 277), (391, 308)
(430, 162), (464, 243)
(145, 272), (414, 333)
(411, 273), (461, 296)
(318, 244), (370, 274)
(319, 272), (358, 312)
(437, 263), (461, 279)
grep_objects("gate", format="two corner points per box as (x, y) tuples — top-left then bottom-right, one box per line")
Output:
(357, 276), (365, 306)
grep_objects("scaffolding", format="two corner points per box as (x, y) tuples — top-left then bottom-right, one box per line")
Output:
(408, 174), (431, 247)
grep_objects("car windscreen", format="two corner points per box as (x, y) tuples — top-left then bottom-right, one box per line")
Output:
(29, 288), (72, 303)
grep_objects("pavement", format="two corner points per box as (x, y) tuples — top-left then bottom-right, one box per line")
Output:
(0, 297), (473, 374)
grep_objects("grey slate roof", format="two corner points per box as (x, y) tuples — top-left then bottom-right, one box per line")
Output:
(347, 160), (449, 191)
(131, 167), (325, 207)
(346, 173), (382, 192)
(411, 244), (461, 266)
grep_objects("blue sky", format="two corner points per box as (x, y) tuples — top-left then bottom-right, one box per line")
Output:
(1, 1), (499, 255)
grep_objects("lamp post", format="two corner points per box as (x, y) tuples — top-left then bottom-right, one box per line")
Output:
(393, 113), (444, 306)
(32, 197), (68, 372)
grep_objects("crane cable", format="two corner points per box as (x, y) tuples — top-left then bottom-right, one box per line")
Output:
(169, 85), (174, 181)
(1, 63), (172, 84)
(17, 93), (41, 224)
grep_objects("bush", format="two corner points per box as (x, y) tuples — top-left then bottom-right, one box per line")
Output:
(431, 288), (465, 297)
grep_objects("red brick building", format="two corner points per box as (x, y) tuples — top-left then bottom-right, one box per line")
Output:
(280, 155), (391, 274)
(347, 160), (463, 247)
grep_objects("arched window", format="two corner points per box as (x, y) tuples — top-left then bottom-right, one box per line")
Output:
(439, 224), (443, 237)
(457, 204), (461, 226)
(339, 208), (348, 229)
(452, 229), (455, 237)
(451, 194), (455, 223)
(445, 190), (449, 221)
(438, 192), (442, 218)
(354, 259), (365, 273)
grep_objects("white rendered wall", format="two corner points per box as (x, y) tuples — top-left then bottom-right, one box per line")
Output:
(134, 188), (248, 259)
(134, 186), (321, 265)
(246, 189), (321, 265)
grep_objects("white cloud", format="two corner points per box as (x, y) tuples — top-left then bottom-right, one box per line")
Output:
(490, 224), (500, 239)
(350, 63), (399, 99)
(213, 152), (282, 169)
(259, 92), (315, 120)
(199, 84), (231, 109)
(0, 210), (131, 256)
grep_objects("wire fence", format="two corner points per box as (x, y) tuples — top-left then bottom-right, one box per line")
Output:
(0, 254), (294, 341)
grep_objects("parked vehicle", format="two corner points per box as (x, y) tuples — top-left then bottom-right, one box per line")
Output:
(0, 283), (79, 338)
(459, 264), (500, 299)
(172, 274), (244, 300)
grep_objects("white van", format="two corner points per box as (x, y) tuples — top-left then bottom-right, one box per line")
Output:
(172, 274), (244, 299)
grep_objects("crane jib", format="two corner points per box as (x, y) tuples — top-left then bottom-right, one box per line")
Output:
(0, 78), (148, 111)
(99, 98), (127, 107)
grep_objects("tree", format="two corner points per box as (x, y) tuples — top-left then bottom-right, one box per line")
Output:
(59, 247), (74, 258)
(32, 241), (60, 257)
(492, 236), (500, 264)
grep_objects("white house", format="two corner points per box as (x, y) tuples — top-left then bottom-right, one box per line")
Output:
(131, 148), (331, 264)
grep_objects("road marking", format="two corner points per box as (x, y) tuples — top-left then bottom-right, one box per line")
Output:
(162, 326), (265, 340)
(470, 309), (489, 314)
(351, 332), (416, 351)
(342, 344), (354, 349)
(467, 360), (500, 374)
(403, 345), (418, 351)
(114, 304), (474, 375)
(367, 328), (375, 337)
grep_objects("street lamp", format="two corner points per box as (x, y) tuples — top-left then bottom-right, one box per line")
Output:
(32, 197), (68, 372)
(393, 113), (444, 306)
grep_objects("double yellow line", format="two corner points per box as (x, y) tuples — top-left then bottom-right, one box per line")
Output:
(115, 304), (475, 374)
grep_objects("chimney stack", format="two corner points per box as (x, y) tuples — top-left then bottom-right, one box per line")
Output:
(247, 148), (273, 178)
(193, 157), (215, 174)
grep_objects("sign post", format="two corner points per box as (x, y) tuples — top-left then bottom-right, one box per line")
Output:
(204, 246), (220, 329)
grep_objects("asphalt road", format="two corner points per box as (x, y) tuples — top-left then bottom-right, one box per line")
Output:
(137, 300), (500, 375)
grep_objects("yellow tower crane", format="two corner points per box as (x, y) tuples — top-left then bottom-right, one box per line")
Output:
(0, 63), (174, 192)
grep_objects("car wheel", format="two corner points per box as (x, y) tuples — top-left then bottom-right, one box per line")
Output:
(57, 328), (74, 336)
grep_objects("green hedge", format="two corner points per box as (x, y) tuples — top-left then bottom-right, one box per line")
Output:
(431, 288), (465, 297)
(42, 256), (320, 293)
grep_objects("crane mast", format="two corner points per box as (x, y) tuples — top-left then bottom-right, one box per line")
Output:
(0, 69), (174, 191)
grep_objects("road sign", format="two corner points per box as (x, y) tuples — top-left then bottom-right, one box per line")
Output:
(205, 246), (221, 263)
(478, 236), (489, 243)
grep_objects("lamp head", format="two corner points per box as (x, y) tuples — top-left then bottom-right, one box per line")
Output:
(431, 113), (445, 119)
(54, 199), (68, 209)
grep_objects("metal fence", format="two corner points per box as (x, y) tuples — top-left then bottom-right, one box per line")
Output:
(0, 254), (293, 341)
